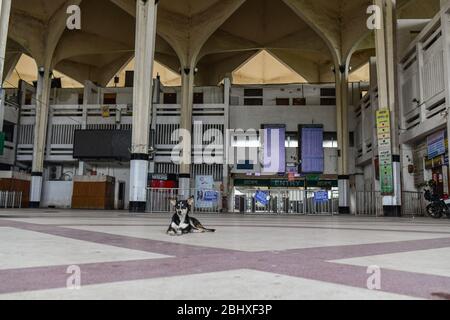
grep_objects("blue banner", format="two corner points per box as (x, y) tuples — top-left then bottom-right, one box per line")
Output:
(255, 190), (269, 206)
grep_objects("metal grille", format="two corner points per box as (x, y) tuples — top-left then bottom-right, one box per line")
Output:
(51, 124), (82, 144)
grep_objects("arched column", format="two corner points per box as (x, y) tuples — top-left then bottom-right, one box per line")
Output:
(129, 0), (158, 212)
(0, 0), (11, 84)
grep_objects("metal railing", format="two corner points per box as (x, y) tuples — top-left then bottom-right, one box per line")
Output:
(146, 188), (222, 214)
(355, 191), (383, 217)
(355, 191), (427, 217)
(402, 191), (427, 217)
(233, 189), (339, 215)
(0, 191), (23, 209)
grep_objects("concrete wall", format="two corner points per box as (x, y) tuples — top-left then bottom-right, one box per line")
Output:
(41, 181), (73, 208)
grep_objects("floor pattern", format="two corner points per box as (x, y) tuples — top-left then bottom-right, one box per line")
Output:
(0, 210), (450, 300)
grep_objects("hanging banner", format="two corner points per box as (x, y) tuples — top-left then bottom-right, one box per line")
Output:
(262, 125), (286, 174)
(299, 125), (324, 174)
(376, 109), (394, 195)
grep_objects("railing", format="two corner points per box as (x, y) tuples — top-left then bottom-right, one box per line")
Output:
(0, 191), (23, 209)
(402, 191), (427, 217)
(233, 189), (339, 215)
(355, 191), (383, 217)
(356, 191), (427, 217)
(146, 188), (223, 214)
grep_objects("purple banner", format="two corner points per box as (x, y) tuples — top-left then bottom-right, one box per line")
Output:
(263, 126), (286, 173)
(300, 126), (324, 173)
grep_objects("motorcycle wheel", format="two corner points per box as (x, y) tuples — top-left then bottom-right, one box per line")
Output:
(427, 204), (443, 219)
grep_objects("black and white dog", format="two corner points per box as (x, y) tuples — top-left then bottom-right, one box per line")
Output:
(167, 197), (216, 236)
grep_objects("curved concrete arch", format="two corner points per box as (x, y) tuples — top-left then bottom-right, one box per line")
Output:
(281, 0), (341, 67)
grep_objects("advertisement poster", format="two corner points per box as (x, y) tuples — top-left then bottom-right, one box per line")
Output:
(195, 176), (218, 209)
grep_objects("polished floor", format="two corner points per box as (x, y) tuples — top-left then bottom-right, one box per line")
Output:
(0, 209), (450, 300)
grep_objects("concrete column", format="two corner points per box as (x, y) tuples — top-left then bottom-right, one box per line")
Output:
(129, 0), (158, 213)
(0, 0), (11, 130)
(375, 0), (402, 216)
(441, 2), (450, 187)
(179, 67), (195, 199)
(29, 68), (52, 208)
(336, 64), (350, 213)
(0, 0), (11, 85)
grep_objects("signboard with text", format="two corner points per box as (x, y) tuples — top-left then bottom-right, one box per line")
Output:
(376, 109), (394, 195)
(427, 130), (446, 160)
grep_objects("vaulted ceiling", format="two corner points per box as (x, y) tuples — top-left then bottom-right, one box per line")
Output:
(3, 0), (441, 86)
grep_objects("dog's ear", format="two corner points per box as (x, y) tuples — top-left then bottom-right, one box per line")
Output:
(187, 196), (194, 207)
(170, 199), (177, 207)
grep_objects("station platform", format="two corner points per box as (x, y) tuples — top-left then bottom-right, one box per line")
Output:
(0, 210), (449, 300)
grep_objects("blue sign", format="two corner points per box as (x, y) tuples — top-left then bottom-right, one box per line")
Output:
(314, 190), (329, 203)
(203, 191), (219, 202)
(427, 130), (446, 160)
(255, 190), (269, 206)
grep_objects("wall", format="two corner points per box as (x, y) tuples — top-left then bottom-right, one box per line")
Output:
(230, 105), (338, 132)
(41, 181), (73, 208)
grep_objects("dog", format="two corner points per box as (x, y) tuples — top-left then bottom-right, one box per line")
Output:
(167, 197), (216, 236)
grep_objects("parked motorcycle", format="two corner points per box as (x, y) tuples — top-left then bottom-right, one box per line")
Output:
(423, 188), (450, 219)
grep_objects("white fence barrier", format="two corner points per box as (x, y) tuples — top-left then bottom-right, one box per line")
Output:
(146, 188), (222, 214)
(233, 189), (339, 215)
(355, 191), (426, 217)
(0, 191), (22, 209)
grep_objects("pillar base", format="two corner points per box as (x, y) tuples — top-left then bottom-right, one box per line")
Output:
(339, 206), (351, 214)
(129, 201), (147, 213)
(29, 202), (40, 209)
(383, 205), (402, 217)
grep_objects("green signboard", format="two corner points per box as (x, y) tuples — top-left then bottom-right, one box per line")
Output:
(376, 109), (394, 195)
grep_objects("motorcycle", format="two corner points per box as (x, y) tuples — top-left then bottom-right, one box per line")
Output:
(423, 189), (450, 219)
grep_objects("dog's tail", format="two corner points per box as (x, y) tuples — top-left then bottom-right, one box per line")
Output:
(191, 217), (216, 233)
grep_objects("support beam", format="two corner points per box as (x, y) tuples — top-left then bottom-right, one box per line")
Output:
(29, 68), (52, 208)
(336, 64), (350, 213)
(374, 0), (402, 216)
(129, 0), (158, 213)
(179, 67), (195, 199)
(0, 0), (12, 85)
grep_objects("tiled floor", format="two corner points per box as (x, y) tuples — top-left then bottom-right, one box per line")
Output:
(0, 209), (450, 300)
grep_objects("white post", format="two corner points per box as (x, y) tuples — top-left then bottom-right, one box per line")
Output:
(129, 0), (158, 213)
(29, 67), (52, 208)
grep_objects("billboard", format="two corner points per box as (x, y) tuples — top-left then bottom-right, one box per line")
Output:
(73, 130), (132, 161)
(299, 125), (324, 174)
